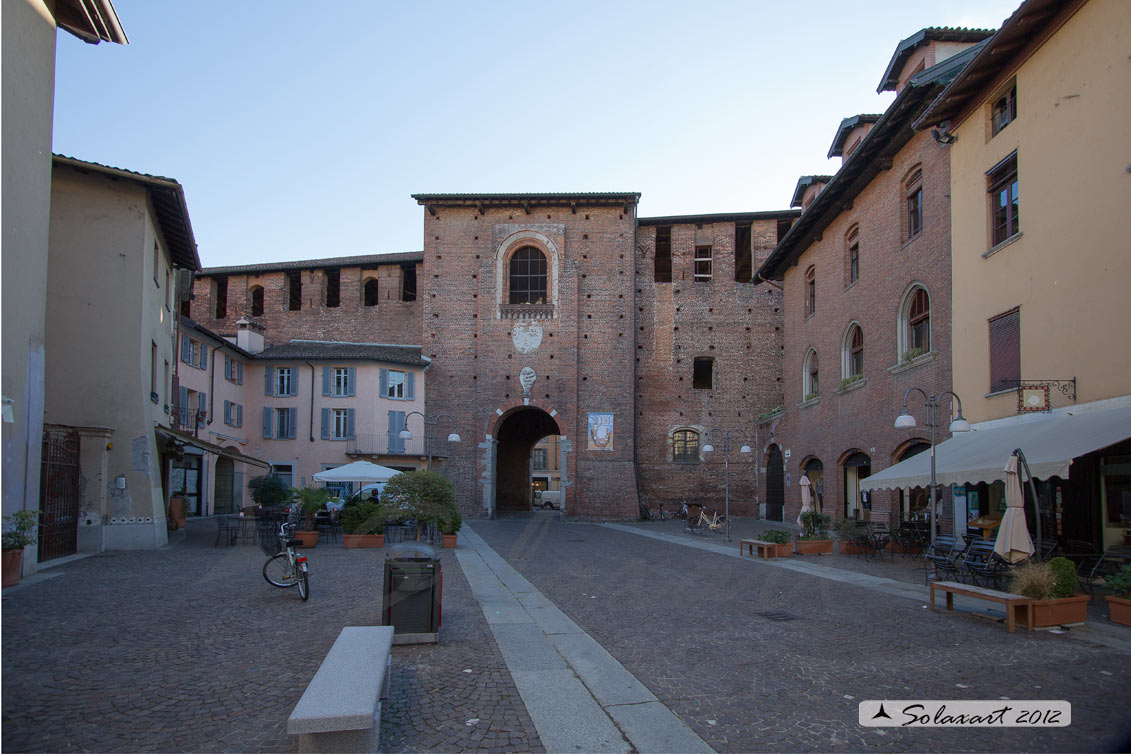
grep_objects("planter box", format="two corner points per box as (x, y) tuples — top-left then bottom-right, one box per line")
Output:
(2, 548), (23, 587)
(775, 543), (793, 558)
(442, 534), (458, 549)
(1028, 595), (1089, 628)
(343, 534), (384, 549)
(794, 539), (834, 555)
(838, 541), (863, 555)
(295, 530), (319, 548)
(1106, 595), (1131, 627)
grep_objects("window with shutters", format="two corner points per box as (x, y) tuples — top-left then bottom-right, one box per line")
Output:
(224, 400), (244, 428)
(181, 336), (208, 370)
(332, 409), (352, 440)
(332, 367), (352, 397)
(988, 152), (1020, 248)
(225, 355), (244, 385)
(672, 429), (700, 463)
(654, 226), (672, 283)
(988, 308), (1020, 393)
(275, 367), (294, 397)
(379, 368), (414, 401)
(385, 370), (405, 399)
(271, 407), (296, 440)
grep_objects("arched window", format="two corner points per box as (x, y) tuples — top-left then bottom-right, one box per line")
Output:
(843, 324), (863, 379)
(804, 349), (819, 399)
(363, 278), (379, 307)
(904, 167), (923, 242)
(509, 247), (547, 305)
(898, 285), (931, 360)
(249, 286), (264, 317)
(672, 429), (700, 463)
(845, 225), (860, 286)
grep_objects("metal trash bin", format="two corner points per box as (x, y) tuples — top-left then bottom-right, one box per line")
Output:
(382, 542), (442, 644)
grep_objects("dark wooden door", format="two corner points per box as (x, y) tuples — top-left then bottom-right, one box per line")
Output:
(766, 445), (784, 522)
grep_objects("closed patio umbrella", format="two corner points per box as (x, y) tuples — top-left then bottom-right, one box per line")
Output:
(797, 474), (813, 527)
(994, 454), (1034, 563)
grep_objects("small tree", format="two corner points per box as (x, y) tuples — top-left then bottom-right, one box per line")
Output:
(2, 510), (39, 551)
(292, 486), (333, 530)
(341, 501), (386, 535)
(798, 511), (831, 541)
(380, 471), (456, 541)
(248, 475), (291, 507)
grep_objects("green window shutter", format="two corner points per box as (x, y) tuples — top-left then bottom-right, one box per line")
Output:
(322, 367), (331, 396)
(263, 408), (273, 439)
(321, 407), (331, 440)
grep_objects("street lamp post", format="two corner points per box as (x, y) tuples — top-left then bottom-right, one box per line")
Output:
(702, 429), (752, 542)
(894, 387), (970, 547)
(399, 412), (461, 472)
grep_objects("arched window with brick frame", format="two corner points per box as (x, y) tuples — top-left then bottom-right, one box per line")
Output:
(249, 285), (264, 317)
(363, 277), (379, 307)
(803, 348), (819, 400)
(495, 230), (559, 319)
(898, 284), (931, 361)
(508, 246), (547, 304)
(842, 323), (863, 380)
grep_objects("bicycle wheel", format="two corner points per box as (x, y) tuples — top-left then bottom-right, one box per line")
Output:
(263, 553), (298, 588)
(297, 563), (309, 601)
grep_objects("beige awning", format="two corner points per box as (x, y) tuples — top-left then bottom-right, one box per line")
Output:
(860, 398), (1131, 491)
(156, 426), (269, 469)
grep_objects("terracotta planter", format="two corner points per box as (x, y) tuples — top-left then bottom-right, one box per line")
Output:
(1106, 595), (1131, 627)
(343, 533), (384, 549)
(775, 542), (793, 558)
(442, 534), (458, 549)
(794, 539), (834, 555)
(2, 548), (23, 587)
(168, 496), (187, 531)
(295, 530), (319, 548)
(838, 541), (863, 555)
(1028, 595), (1089, 627)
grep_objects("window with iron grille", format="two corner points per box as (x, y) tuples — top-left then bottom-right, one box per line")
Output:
(694, 246), (712, 281)
(509, 247), (547, 304)
(673, 429), (700, 463)
(988, 152), (1020, 247)
(989, 308), (1021, 393)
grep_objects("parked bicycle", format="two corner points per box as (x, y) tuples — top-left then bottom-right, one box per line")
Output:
(677, 500), (690, 520)
(261, 521), (309, 601)
(688, 507), (725, 535)
(639, 499), (656, 521)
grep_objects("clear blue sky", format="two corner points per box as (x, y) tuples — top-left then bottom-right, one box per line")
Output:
(53, 1), (1021, 269)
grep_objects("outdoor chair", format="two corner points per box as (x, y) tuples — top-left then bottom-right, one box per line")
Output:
(853, 525), (886, 561)
(214, 515), (239, 547)
(1081, 545), (1131, 594)
(960, 540), (1011, 590)
(923, 534), (963, 584)
(1035, 538), (1059, 561)
(892, 525), (926, 559)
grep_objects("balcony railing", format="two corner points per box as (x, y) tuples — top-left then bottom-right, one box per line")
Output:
(170, 406), (206, 436)
(345, 434), (455, 458)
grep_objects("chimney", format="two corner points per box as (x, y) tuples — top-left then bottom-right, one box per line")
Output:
(236, 316), (265, 354)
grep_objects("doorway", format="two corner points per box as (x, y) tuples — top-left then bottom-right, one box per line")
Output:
(765, 445), (784, 522)
(214, 456), (235, 514)
(843, 452), (871, 520)
(494, 408), (561, 513)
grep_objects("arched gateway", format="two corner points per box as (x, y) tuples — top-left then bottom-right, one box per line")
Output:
(493, 407), (562, 513)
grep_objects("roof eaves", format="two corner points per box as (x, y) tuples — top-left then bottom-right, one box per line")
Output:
(789, 176), (834, 209)
(200, 251), (424, 276)
(179, 316), (253, 358)
(827, 115), (883, 159)
(55, 0), (128, 45)
(637, 209), (800, 226)
(876, 26), (996, 93)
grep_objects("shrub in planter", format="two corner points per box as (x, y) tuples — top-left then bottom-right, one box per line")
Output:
(834, 517), (864, 553)
(342, 501), (385, 547)
(248, 474), (291, 507)
(758, 528), (793, 557)
(381, 470), (456, 542)
(2, 510), (38, 588)
(1009, 558), (1088, 627)
(292, 486), (333, 532)
(1103, 564), (1131, 627)
(795, 512), (833, 554)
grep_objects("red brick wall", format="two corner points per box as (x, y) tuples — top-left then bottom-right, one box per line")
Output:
(419, 200), (640, 521)
(189, 263), (421, 346)
(634, 219), (786, 516)
(773, 129), (954, 528)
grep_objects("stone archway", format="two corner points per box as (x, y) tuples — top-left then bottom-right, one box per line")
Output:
(494, 407), (561, 513)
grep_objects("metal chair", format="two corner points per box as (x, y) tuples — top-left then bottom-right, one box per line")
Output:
(213, 515), (239, 547)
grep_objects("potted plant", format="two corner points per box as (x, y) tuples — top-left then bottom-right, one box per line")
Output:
(380, 470), (456, 543)
(835, 518), (864, 554)
(440, 508), (462, 549)
(758, 528), (793, 558)
(795, 512), (833, 555)
(292, 486), (332, 548)
(341, 500), (385, 548)
(1008, 556), (1089, 627)
(3, 510), (38, 587)
(1103, 564), (1131, 627)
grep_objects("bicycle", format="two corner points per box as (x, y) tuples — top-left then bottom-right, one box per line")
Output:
(639, 499), (656, 521)
(689, 508), (725, 535)
(261, 521), (309, 601)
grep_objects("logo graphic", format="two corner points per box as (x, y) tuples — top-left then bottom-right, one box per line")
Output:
(859, 700), (1070, 727)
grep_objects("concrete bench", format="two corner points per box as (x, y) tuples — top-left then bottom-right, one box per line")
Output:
(287, 626), (395, 752)
(929, 580), (1033, 633)
(740, 539), (778, 560)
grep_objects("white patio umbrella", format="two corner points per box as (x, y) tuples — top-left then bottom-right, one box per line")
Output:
(994, 454), (1035, 563)
(797, 474), (813, 527)
(312, 460), (400, 484)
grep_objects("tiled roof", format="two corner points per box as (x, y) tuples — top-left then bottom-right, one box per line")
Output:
(877, 27), (996, 93)
(256, 341), (429, 367)
(179, 316), (253, 358)
(638, 209), (800, 226)
(413, 193), (640, 212)
(53, 154), (200, 271)
(200, 251), (423, 276)
(827, 115), (883, 159)
(790, 176), (835, 209)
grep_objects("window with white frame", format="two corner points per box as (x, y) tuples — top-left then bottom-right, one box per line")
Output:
(694, 246), (713, 281)
(180, 336), (208, 370)
(381, 368), (412, 400)
(803, 349), (819, 400)
(264, 407), (297, 439)
(276, 367), (294, 397)
(843, 324), (863, 381)
(899, 285), (931, 360)
(533, 448), (547, 470)
(333, 367), (352, 397)
(332, 408), (352, 440)
(224, 400), (244, 428)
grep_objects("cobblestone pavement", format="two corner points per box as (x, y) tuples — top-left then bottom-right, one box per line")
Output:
(474, 514), (1131, 754)
(2, 520), (543, 754)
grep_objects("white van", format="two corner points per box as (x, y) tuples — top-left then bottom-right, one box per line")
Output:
(537, 490), (561, 509)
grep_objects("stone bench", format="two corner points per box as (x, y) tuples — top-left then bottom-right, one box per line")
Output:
(287, 626), (395, 752)
(929, 580), (1033, 633)
(740, 539), (778, 560)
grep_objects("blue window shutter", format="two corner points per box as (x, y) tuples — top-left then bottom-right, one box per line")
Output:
(236, 404), (243, 427)
(263, 408), (273, 439)
(346, 408), (355, 439)
(379, 368), (388, 398)
(237, 362), (243, 385)
(198, 391), (207, 412)
(388, 410), (406, 453)
(287, 370), (298, 397)
(322, 367), (331, 396)
(321, 407), (331, 440)
(347, 367), (356, 397)
(406, 372), (415, 401)
(179, 386), (189, 426)
(287, 408), (298, 439)
(200, 345), (208, 370)
(181, 335), (192, 363)
(224, 356), (231, 380)
(264, 366), (274, 396)
(224, 400), (231, 424)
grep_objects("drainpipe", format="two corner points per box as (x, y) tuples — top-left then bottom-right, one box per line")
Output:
(305, 362), (316, 442)
(752, 272), (784, 291)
